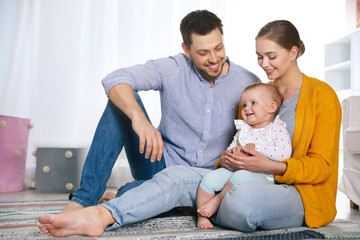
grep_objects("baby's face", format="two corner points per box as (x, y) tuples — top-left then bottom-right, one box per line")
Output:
(240, 88), (274, 128)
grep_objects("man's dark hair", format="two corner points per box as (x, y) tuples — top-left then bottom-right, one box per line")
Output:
(180, 10), (223, 48)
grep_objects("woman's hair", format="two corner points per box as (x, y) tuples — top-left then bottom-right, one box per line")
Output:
(256, 20), (305, 58)
(180, 10), (223, 48)
(243, 83), (283, 116)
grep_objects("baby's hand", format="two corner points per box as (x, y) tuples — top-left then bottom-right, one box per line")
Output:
(231, 146), (246, 156)
(244, 143), (256, 151)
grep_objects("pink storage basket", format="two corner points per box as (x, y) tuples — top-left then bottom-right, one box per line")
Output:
(0, 115), (31, 192)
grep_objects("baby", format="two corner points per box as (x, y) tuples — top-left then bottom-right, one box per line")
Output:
(196, 83), (292, 229)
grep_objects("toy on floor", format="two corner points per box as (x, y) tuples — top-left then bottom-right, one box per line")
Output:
(34, 147), (86, 193)
(0, 115), (32, 192)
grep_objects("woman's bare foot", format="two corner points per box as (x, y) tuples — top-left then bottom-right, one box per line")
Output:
(61, 201), (84, 214)
(38, 206), (115, 237)
(197, 196), (221, 218)
(98, 192), (116, 204)
(197, 215), (213, 229)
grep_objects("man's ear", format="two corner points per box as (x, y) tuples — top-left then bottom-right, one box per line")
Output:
(268, 102), (277, 114)
(182, 42), (191, 58)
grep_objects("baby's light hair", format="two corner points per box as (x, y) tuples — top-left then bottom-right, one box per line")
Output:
(242, 83), (283, 116)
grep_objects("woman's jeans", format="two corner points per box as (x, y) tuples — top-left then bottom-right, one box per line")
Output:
(71, 93), (166, 207)
(102, 165), (305, 232)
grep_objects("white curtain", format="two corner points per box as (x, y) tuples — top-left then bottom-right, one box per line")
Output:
(0, 0), (348, 185)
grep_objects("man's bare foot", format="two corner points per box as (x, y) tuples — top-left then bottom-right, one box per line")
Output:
(197, 215), (213, 229)
(38, 206), (115, 237)
(98, 192), (116, 204)
(61, 201), (84, 214)
(197, 196), (221, 218)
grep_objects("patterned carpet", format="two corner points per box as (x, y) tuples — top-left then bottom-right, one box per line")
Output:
(1, 198), (360, 239)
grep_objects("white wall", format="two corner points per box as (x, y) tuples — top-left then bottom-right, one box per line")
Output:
(0, 0), (353, 183)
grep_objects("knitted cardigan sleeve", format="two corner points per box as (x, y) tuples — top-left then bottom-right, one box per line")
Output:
(274, 74), (341, 228)
(275, 75), (341, 184)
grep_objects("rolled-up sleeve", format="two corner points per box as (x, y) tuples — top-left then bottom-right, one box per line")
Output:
(101, 56), (180, 96)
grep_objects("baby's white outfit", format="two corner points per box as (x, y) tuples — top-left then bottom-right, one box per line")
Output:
(199, 116), (292, 194)
(227, 115), (292, 162)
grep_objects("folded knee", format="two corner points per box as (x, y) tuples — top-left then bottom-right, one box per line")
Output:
(216, 184), (260, 232)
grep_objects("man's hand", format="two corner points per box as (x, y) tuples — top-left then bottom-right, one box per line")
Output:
(132, 116), (164, 162)
(109, 84), (164, 162)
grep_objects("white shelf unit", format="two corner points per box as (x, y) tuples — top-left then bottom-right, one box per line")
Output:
(324, 28), (360, 102)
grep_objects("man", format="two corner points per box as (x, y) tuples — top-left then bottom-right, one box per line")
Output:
(60, 9), (260, 217)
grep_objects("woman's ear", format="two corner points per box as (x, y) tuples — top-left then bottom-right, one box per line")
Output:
(182, 42), (191, 58)
(290, 46), (299, 61)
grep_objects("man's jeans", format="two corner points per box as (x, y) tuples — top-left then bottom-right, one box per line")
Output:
(102, 165), (305, 232)
(71, 93), (166, 207)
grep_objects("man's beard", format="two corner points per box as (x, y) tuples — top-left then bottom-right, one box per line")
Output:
(195, 61), (225, 82)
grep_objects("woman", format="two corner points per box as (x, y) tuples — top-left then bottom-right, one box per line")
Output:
(37, 20), (341, 236)
(213, 20), (341, 231)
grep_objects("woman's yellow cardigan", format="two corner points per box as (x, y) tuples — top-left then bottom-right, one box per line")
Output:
(216, 74), (342, 228)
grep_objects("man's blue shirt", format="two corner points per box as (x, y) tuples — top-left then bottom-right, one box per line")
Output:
(102, 53), (260, 169)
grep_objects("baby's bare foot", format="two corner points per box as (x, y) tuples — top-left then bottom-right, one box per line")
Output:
(197, 215), (213, 229)
(197, 196), (221, 218)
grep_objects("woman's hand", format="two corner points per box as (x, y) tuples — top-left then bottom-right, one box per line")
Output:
(220, 150), (237, 171)
(230, 146), (247, 156)
(220, 146), (287, 175)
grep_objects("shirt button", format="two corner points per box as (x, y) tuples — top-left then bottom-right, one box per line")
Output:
(207, 109), (210, 113)
(204, 131), (208, 134)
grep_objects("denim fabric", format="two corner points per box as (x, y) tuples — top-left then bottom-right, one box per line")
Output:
(71, 93), (166, 207)
(215, 182), (304, 232)
(102, 166), (209, 229)
(102, 165), (304, 232)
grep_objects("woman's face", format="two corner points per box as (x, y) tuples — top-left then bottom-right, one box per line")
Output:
(255, 37), (296, 81)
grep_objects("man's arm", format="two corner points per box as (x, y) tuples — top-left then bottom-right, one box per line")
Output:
(108, 84), (164, 162)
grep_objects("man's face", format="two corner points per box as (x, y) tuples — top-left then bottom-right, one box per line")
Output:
(182, 28), (227, 85)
